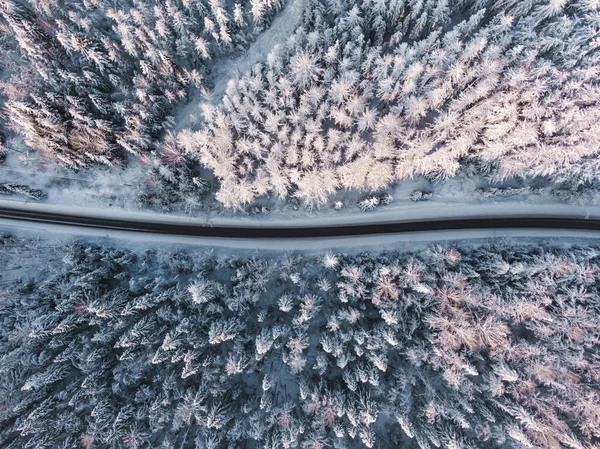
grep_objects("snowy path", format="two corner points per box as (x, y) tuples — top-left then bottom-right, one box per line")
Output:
(174, 0), (304, 132)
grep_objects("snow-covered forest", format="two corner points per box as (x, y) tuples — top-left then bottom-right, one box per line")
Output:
(0, 0), (283, 167)
(1, 1), (599, 447)
(1, 0), (599, 211)
(1, 234), (600, 448)
(183, 0), (600, 208)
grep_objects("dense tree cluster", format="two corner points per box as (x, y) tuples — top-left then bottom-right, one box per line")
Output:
(178, 0), (600, 208)
(1, 0), (599, 210)
(0, 0), (283, 166)
(1, 235), (600, 448)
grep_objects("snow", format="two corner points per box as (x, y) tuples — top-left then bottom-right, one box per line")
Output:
(1, 196), (597, 226)
(0, 0), (305, 213)
(174, 0), (305, 132)
(4, 165), (600, 250)
(4, 141), (594, 230)
(7, 221), (599, 448)
(0, 0), (597, 224)
(4, 215), (600, 253)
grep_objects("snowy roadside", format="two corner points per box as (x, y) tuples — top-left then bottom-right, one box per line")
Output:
(1, 147), (593, 228)
(1, 197), (597, 227)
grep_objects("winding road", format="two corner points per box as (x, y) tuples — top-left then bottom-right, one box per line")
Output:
(2, 205), (600, 239)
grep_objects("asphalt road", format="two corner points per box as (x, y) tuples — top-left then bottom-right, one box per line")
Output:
(1, 206), (600, 238)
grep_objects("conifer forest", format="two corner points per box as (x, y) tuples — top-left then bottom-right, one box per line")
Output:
(0, 0), (599, 210)
(2, 236), (600, 449)
(1, 0), (600, 448)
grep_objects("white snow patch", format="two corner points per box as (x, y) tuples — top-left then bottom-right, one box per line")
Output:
(0, 154), (146, 210)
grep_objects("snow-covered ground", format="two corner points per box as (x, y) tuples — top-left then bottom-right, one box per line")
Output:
(0, 155), (147, 210)
(1, 195), (598, 227)
(1, 153), (594, 225)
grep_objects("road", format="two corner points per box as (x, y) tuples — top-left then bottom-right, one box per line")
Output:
(2, 206), (600, 239)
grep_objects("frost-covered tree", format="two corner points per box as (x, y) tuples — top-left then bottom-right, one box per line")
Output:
(178, 0), (600, 209)
(0, 0), (283, 167)
(2, 234), (600, 448)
